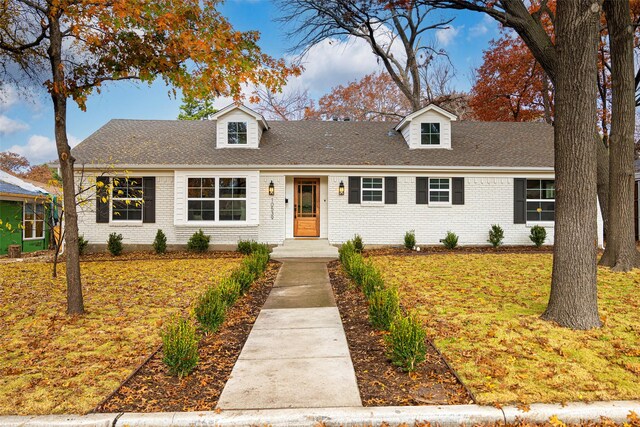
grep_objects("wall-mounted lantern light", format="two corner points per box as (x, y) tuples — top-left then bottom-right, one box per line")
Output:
(268, 180), (275, 196)
(338, 180), (345, 196)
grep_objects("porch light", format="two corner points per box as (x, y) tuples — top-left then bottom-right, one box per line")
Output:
(268, 180), (275, 196)
(338, 180), (345, 196)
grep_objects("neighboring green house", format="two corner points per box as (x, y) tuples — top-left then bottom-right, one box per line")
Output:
(0, 170), (51, 256)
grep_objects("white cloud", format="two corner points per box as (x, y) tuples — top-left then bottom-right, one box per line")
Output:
(9, 134), (81, 164)
(468, 15), (498, 39)
(0, 115), (29, 135)
(436, 25), (462, 47)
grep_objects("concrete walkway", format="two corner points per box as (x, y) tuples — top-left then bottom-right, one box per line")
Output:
(217, 259), (362, 410)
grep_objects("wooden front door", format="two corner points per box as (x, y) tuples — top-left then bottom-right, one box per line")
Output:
(294, 178), (320, 237)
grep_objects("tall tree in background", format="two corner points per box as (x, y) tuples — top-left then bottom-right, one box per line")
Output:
(0, 0), (298, 315)
(178, 95), (218, 121)
(0, 151), (30, 174)
(279, 0), (453, 111)
(253, 86), (313, 120)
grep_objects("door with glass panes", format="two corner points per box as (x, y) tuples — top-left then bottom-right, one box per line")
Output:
(293, 178), (320, 237)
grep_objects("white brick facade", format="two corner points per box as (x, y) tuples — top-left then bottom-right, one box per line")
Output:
(75, 170), (602, 249)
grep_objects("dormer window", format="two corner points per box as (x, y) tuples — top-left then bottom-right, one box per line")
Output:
(421, 123), (440, 145)
(228, 122), (247, 145)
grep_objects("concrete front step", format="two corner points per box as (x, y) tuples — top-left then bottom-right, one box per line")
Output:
(271, 239), (339, 259)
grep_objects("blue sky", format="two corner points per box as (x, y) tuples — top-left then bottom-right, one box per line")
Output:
(0, 1), (499, 164)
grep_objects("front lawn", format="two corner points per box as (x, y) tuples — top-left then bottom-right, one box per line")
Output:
(0, 256), (241, 415)
(370, 253), (640, 405)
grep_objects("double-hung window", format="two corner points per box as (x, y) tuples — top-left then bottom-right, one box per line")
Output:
(112, 177), (143, 221)
(361, 177), (383, 202)
(23, 202), (44, 239)
(421, 123), (440, 145)
(526, 179), (555, 222)
(187, 177), (247, 222)
(429, 178), (450, 204)
(228, 122), (248, 145)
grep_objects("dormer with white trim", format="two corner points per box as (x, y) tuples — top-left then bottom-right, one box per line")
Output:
(211, 104), (269, 149)
(394, 104), (457, 150)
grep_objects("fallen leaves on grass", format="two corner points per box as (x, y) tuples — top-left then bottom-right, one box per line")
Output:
(370, 253), (640, 405)
(0, 256), (241, 415)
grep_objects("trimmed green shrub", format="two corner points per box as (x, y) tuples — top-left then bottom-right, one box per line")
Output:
(153, 229), (167, 254)
(78, 235), (88, 255)
(237, 239), (260, 255)
(404, 230), (416, 250)
(385, 312), (427, 372)
(339, 240), (356, 264)
(187, 229), (210, 253)
(361, 265), (385, 298)
(353, 234), (364, 253)
(488, 224), (504, 248)
(441, 231), (459, 250)
(161, 316), (199, 377)
(194, 286), (226, 332)
(368, 287), (400, 330)
(529, 225), (547, 247)
(231, 268), (256, 294)
(218, 277), (241, 306)
(345, 253), (368, 285)
(107, 232), (123, 256)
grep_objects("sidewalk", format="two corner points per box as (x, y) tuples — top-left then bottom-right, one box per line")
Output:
(216, 258), (362, 410)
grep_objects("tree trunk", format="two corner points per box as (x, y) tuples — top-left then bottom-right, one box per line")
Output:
(541, 0), (601, 329)
(596, 133), (610, 238)
(48, 14), (84, 315)
(599, 0), (639, 271)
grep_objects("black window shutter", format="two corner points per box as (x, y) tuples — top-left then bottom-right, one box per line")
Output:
(514, 178), (527, 224)
(143, 177), (156, 223)
(416, 177), (429, 204)
(452, 177), (465, 205)
(385, 177), (397, 204)
(348, 176), (361, 204)
(96, 176), (110, 223)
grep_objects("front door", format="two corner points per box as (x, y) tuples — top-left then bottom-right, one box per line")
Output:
(294, 178), (320, 237)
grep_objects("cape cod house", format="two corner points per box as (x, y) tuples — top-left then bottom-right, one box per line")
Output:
(71, 103), (604, 252)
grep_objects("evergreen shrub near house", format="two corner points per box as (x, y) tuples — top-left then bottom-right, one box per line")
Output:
(404, 230), (416, 250)
(529, 225), (547, 247)
(368, 286), (400, 330)
(153, 229), (167, 254)
(187, 229), (210, 252)
(231, 268), (255, 295)
(194, 285), (227, 333)
(361, 265), (385, 298)
(161, 316), (199, 378)
(339, 240), (356, 264)
(78, 235), (88, 255)
(353, 234), (364, 253)
(107, 232), (123, 256)
(441, 231), (459, 249)
(218, 277), (241, 306)
(385, 312), (427, 372)
(488, 224), (504, 248)
(237, 239), (260, 255)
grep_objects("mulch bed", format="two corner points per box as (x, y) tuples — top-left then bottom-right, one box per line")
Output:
(71, 250), (242, 263)
(93, 261), (280, 413)
(364, 246), (555, 257)
(328, 260), (473, 406)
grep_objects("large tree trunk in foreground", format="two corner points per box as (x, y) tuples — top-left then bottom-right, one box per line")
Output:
(599, 0), (640, 271)
(541, 0), (601, 329)
(596, 133), (610, 238)
(48, 14), (84, 315)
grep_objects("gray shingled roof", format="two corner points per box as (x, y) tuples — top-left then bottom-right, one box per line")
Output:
(72, 119), (554, 169)
(0, 180), (44, 197)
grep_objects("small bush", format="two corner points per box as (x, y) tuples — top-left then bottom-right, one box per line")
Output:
(153, 229), (167, 254)
(231, 268), (256, 294)
(218, 277), (241, 306)
(242, 252), (269, 278)
(529, 225), (547, 247)
(161, 316), (199, 377)
(353, 234), (364, 253)
(237, 239), (259, 255)
(78, 235), (88, 255)
(368, 287), (400, 330)
(488, 224), (504, 248)
(404, 230), (416, 250)
(194, 286), (226, 332)
(187, 229), (210, 253)
(339, 240), (356, 264)
(361, 265), (385, 298)
(441, 231), (458, 250)
(345, 253), (368, 285)
(107, 232), (123, 256)
(385, 312), (427, 372)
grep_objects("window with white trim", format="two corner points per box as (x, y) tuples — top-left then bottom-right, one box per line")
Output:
(23, 202), (45, 239)
(429, 178), (450, 203)
(111, 177), (143, 221)
(186, 177), (247, 222)
(361, 177), (383, 202)
(421, 123), (441, 145)
(526, 179), (555, 222)
(228, 122), (248, 145)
